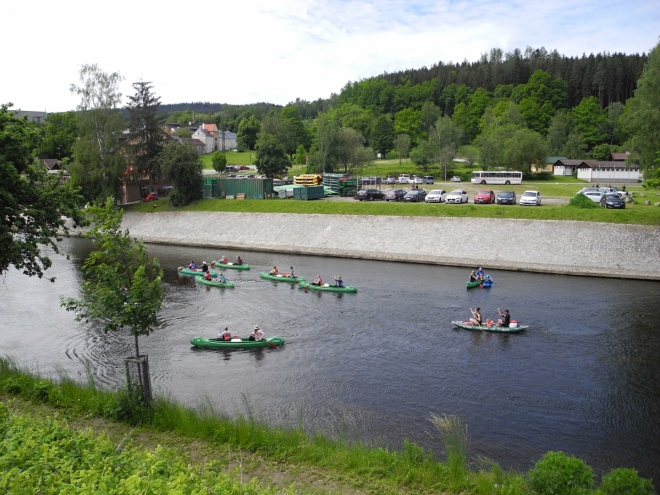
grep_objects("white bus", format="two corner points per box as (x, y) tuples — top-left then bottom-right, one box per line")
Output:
(471, 171), (523, 185)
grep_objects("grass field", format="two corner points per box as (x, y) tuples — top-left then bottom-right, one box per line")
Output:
(127, 193), (660, 225)
(200, 151), (256, 168)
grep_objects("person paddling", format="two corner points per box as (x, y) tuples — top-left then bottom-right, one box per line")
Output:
(236, 255), (243, 265)
(312, 274), (323, 286)
(188, 260), (197, 270)
(334, 275), (344, 287)
(269, 266), (279, 275)
(201, 261), (209, 273)
(249, 325), (265, 341)
(217, 327), (231, 341)
(469, 307), (482, 326)
(497, 308), (511, 327)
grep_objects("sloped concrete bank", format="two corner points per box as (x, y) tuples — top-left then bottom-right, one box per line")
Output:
(117, 212), (660, 280)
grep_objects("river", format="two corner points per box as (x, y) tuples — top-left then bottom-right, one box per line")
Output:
(1, 237), (659, 481)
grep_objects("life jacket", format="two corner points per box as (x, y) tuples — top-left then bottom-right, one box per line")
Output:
(204, 272), (211, 280)
(273, 268), (279, 275)
(223, 333), (231, 341)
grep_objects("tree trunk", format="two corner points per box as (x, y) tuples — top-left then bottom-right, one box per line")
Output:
(134, 334), (140, 358)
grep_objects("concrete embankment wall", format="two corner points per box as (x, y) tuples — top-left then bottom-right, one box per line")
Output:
(116, 212), (660, 280)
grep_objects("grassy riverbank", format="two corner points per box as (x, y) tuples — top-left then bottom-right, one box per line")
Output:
(127, 196), (660, 225)
(0, 358), (654, 494)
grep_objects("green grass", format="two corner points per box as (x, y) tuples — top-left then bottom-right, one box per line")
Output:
(127, 195), (660, 225)
(200, 151), (257, 168)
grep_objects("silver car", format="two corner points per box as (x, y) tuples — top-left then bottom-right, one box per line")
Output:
(519, 190), (541, 206)
(445, 189), (468, 204)
(425, 189), (447, 203)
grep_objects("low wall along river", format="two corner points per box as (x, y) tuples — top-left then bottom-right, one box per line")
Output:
(117, 212), (660, 280)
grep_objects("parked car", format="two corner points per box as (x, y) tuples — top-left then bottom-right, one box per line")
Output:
(445, 189), (469, 204)
(385, 175), (396, 184)
(403, 189), (427, 202)
(397, 174), (411, 184)
(496, 190), (516, 205)
(423, 175), (435, 184)
(411, 176), (424, 184)
(425, 189), (447, 203)
(520, 190), (541, 206)
(600, 193), (626, 209)
(384, 189), (407, 202)
(582, 191), (605, 203)
(238, 165), (250, 170)
(450, 176), (462, 182)
(474, 189), (495, 204)
(355, 189), (385, 201)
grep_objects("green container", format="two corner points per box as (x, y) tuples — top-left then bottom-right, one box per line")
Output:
(293, 185), (324, 200)
(218, 179), (274, 199)
(202, 178), (219, 198)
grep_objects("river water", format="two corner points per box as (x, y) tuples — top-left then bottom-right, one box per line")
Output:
(1, 237), (659, 481)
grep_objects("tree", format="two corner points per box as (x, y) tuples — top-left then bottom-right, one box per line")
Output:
(280, 105), (309, 156)
(395, 133), (411, 165)
(61, 198), (163, 399)
(69, 64), (126, 204)
(255, 133), (290, 176)
(294, 144), (307, 165)
(546, 110), (573, 155)
(591, 143), (615, 161)
(126, 81), (166, 187)
(370, 114), (395, 156)
(410, 139), (436, 172)
(1, 103), (87, 280)
(503, 128), (548, 175)
(421, 101), (442, 132)
(563, 132), (588, 159)
(394, 108), (423, 145)
(157, 141), (203, 206)
(237, 115), (260, 151)
(174, 127), (193, 139)
(431, 116), (462, 181)
(572, 96), (607, 148)
(211, 151), (227, 173)
(40, 111), (78, 160)
(622, 39), (660, 170)
(335, 127), (374, 175)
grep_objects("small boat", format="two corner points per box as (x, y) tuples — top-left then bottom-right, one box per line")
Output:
(299, 282), (358, 293)
(259, 272), (306, 283)
(450, 321), (527, 333)
(211, 260), (251, 271)
(466, 280), (482, 289)
(467, 276), (494, 289)
(190, 336), (285, 349)
(195, 276), (235, 288)
(178, 267), (217, 277)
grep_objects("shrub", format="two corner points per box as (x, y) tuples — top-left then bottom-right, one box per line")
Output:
(529, 451), (594, 494)
(3, 378), (22, 395)
(30, 380), (53, 403)
(569, 193), (600, 208)
(111, 386), (154, 426)
(0, 402), (9, 432)
(599, 468), (655, 495)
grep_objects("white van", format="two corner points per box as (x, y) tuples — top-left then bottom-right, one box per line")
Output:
(397, 174), (411, 184)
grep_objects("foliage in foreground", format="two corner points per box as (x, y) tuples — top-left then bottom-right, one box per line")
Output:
(0, 404), (289, 494)
(0, 358), (655, 495)
(568, 193), (600, 208)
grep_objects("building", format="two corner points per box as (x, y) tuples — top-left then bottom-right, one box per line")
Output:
(191, 124), (237, 154)
(576, 161), (640, 183)
(13, 110), (47, 124)
(552, 159), (588, 177)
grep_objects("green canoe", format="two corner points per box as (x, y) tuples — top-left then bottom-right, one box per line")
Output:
(451, 321), (527, 333)
(466, 280), (482, 289)
(211, 260), (251, 270)
(299, 282), (358, 293)
(178, 267), (217, 277)
(190, 336), (285, 349)
(259, 272), (306, 283)
(195, 276), (235, 288)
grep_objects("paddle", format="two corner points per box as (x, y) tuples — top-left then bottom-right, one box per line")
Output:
(267, 340), (277, 349)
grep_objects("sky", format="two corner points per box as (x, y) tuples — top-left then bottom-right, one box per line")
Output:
(4, 0), (659, 113)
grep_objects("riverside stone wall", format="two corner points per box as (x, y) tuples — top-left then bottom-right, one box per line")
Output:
(115, 212), (660, 280)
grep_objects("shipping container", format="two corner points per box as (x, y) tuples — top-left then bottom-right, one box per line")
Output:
(217, 179), (274, 199)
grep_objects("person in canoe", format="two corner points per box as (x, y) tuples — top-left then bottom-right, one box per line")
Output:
(286, 266), (295, 278)
(249, 325), (265, 341)
(269, 266), (279, 275)
(220, 255), (228, 264)
(497, 308), (511, 327)
(468, 270), (477, 282)
(201, 261), (209, 273)
(217, 327), (232, 341)
(312, 274), (323, 286)
(334, 275), (344, 287)
(188, 261), (197, 270)
(469, 307), (482, 326)
(204, 271), (212, 281)
(236, 255), (243, 265)
(217, 272), (226, 284)
(475, 267), (485, 280)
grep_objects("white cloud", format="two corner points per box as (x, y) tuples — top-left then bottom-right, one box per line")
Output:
(3, 0), (658, 111)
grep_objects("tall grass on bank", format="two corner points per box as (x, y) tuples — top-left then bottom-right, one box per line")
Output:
(0, 357), (655, 494)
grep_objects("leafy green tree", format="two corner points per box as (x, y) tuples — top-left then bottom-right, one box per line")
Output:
(572, 96), (607, 148)
(370, 114), (395, 156)
(604, 102), (624, 145)
(563, 132), (588, 159)
(622, 39), (660, 170)
(280, 105), (310, 156)
(174, 127), (193, 138)
(395, 133), (411, 165)
(61, 198), (163, 364)
(421, 101), (442, 132)
(294, 144), (307, 165)
(475, 125), (518, 170)
(503, 128), (548, 175)
(464, 88), (492, 142)
(546, 110), (573, 155)
(255, 133), (290, 176)
(410, 139), (436, 172)
(211, 151), (227, 173)
(237, 115), (260, 151)
(308, 113), (341, 173)
(1, 103), (87, 281)
(394, 108), (423, 145)
(328, 103), (373, 139)
(126, 81), (166, 187)
(69, 64), (126, 204)
(40, 111), (78, 160)
(431, 116), (462, 181)
(157, 142), (203, 206)
(591, 143), (615, 161)
(334, 127), (374, 175)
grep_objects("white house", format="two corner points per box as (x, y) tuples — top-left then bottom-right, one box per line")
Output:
(191, 128), (215, 154)
(576, 161), (640, 184)
(553, 159), (588, 176)
(191, 123), (237, 154)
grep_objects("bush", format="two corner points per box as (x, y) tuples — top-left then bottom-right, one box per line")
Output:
(599, 468), (655, 495)
(569, 193), (600, 208)
(528, 451), (594, 495)
(111, 386), (154, 426)
(30, 380), (53, 403)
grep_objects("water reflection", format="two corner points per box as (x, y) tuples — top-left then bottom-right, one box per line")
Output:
(1, 237), (659, 483)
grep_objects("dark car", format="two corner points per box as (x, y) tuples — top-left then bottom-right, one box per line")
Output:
(384, 189), (406, 202)
(356, 189), (385, 201)
(496, 190), (516, 205)
(600, 193), (626, 209)
(474, 189), (495, 204)
(403, 189), (427, 202)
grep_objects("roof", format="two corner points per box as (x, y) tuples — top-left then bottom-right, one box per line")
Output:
(578, 161), (639, 170)
(182, 138), (205, 147)
(41, 159), (62, 170)
(611, 152), (630, 161)
(202, 123), (218, 132)
(14, 110), (47, 123)
(553, 159), (588, 166)
(545, 156), (567, 163)
(220, 131), (237, 139)
(193, 128), (212, 137)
